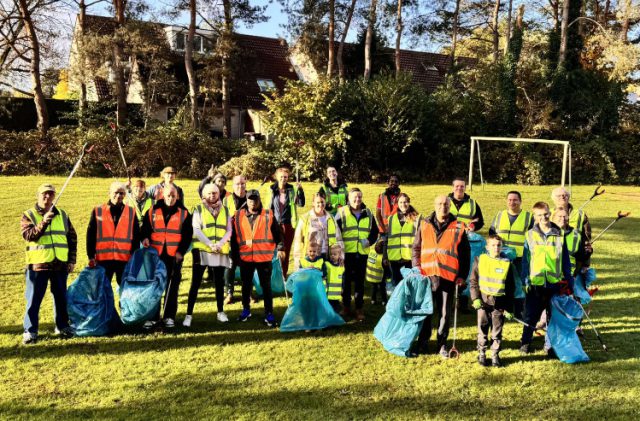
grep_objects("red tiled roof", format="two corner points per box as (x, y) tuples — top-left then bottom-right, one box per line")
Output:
(93, 76), (111, 100)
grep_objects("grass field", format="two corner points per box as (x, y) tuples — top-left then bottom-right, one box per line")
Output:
(1, 177), (639, 420)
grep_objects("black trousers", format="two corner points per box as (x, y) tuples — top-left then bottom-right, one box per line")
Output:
(187, 251), (226, 315)
(521, 285), (558, 346)
(154, 254), (182, 321)
(477, 305), (505, 353)
(223, 261), (238, 296)
(98, 260), (127, 286)
(371, 283), (386, 303)
(343, 253), (366, 309)
(390, 260), (411, 286)
(417, 279), (455, 351)
(240, 261), (273, 314)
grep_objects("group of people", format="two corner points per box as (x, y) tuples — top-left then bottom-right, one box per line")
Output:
(21, 166), (594, 367)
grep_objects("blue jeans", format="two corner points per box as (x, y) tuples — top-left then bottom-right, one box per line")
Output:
(23, 269), (70, 334)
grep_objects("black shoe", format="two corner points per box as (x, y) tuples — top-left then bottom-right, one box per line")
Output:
(545, 348), (557, 359)
(492, 353), (502, 367)
(519, 343), (531, 355)
(478, 352), (488, 367)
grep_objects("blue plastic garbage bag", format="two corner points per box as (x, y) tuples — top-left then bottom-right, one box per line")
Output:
(548, 295), (590, 364)
(280, 269), (345, 332)
(463, 232), (486, 297)
(119, 248), (167, 325)
(373, 268), (433, 357)
(67, 266), (118, 336)
(574, 268), (596, 305)
(253, 254), (286, 296)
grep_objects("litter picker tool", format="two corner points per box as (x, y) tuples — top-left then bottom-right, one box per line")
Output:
(577, 184), (605, 212)
(511, 316), (546, 334)
(448, 283), (460, 359)
(280, 259), (290, 308)
(50, 143), (94, 210)
(590, 211), (631, 244)
(576, 300), (608, 351)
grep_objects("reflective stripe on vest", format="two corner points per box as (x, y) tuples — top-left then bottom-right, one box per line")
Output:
(129, 197), (152, 224)
(300, 257), (324, 270)
(95, 204), (135, 262)
(324, 262), (344, 300)
(378, 193), (398, 232)
(492, 210), (531, 258)
(419, 220), (464, 282)
(24, 208), (69, 264)
(223, 193), (237, 215)
(365, 250), (384, 283)
(569, 208), (584, 233)
(339, 207), (372, 255)
(450, 198), (476, 224)
(192, 204), (230, 254)
(322, 185), (348, 214)
(149, 207), (187, 257)
(563, 228), (581, 273)
(235, 209), (276, 263)
(300, 212), (338, 256)
(526, 230), (564, 285)
(478, 254), (510, 296)
(387, 214), (420, 261)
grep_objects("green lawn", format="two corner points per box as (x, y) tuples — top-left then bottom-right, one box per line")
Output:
(0, 177), (638, 420)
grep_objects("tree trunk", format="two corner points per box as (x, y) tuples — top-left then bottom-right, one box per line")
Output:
(621, 0), (631, 42)
(222, 0), (233, 138)
(78, 0), (87, 126)
(603, 0), (611, 25)
(18, 0), (48, 138)
(113, 0), (127, 128)
(395, 0), (403, 78)
(364, 0), (378, 81)
(337, 0), (357, 82)
(504, 0), (513, 54)
(450, 0), (461, 69)
(558, 0), (570, 66)
(551, 0), (559, 30)
(185, 0), (198, 129)
(492, 0), (501, 63)
(327, 0), (335, 77)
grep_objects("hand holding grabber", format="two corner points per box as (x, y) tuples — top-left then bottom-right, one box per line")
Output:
(590, 211), (631, 244)
(578, 184), (605, 212)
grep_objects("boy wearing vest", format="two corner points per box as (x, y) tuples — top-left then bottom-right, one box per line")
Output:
(87, 182), (140, 286)
(21, 183), (78, 344)
(324, 244), (345, 312)
(366, 240), (387, 306)
(299, 241), (324, 270)
(519, 201), (574, 355)
(470, 235), (515, 367)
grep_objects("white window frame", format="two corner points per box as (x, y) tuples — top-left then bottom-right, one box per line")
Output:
(257, 78), (276, 92)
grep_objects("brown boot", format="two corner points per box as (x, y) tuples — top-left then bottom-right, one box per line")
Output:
(355, 309), (365, 321)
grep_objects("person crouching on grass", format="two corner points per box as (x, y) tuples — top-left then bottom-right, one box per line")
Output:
(469, 234), (515, 367)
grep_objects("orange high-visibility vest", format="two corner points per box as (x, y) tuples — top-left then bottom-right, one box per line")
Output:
(235, 209), (276, 263)
(378, 193), (398, 232)
(419, 219), (465, 282)
(95, 204), (136, 262)
(149, 207), (188, 257)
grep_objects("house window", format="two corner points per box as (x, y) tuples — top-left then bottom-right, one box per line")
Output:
(176, 32), (185, 50)
(257, 79), (276, 92)
(193, 35), (202, 52)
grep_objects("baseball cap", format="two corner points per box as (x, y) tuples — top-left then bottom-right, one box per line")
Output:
(37, 183), (56, 194)
(247, 189), (260, 200)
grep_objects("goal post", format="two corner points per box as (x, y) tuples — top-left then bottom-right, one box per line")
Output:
(468, 136), (572, 192)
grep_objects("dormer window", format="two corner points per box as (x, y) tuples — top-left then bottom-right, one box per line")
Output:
(257, 79), (276, 92)
(173, 30), (214, 53)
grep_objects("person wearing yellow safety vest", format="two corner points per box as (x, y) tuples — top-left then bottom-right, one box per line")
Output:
(222, 175), (248, 305)
(448, 177), (484, 231)
(184, 184), (233, 327)
(20, 183), (78, 344)
(519, 201), (574, 356)
(384, 193), (421, 286)
(266, 167), (305, 279)
(469, 235), (516, 367)
(551, 208), (592, 276)
(324, 244), (345, 312)
(128, 179), (153, 227)
(375, 175), (400, 234)
(292, 193), (343, 271)
(318, 166), (348, 216)
(335, 188), (379, 321)
(489, 191), (533, 319)
(551, 186), (592, 242)
(366, 240), (387, 306)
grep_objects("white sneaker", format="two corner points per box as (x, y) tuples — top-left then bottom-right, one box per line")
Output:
(217, 312), (229, 323)
(143, 320), (155, 329)
(183, 315), (192, 327)
(163, 318), (175, 328)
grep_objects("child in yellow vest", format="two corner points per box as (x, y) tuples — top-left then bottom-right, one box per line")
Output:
(469, 234), (516, 367)
(366, 240), (388, 306)
(324, 244), (345, 313)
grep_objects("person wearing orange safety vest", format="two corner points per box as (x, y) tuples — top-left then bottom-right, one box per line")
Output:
(231, 189), (285, 328)
(141, 184), (192, 328)
(375, 175), (400, 234)
(87, 182), (140, 286)
(411, 195), (470, 358)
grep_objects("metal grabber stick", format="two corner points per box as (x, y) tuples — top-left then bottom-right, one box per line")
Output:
(590, 211), (631, 244)
(50, 143), (94, 210)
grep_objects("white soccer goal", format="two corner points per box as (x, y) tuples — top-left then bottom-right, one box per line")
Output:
(468, 136), (572, 192)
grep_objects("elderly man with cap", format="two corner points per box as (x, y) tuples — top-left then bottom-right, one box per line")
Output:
(147, 166), (185, 206)
(231, 189), (285, 327)
(222, 175), (248, 304)
(87, 181), (141, 286)
(551, 187), (592, 242)
(412, 195), (470, 357)
(141, 184), (192, 329)
(20, 183), (78, 344)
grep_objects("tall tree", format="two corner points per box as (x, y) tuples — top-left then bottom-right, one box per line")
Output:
(364, 0), (377, 80)
(491, 0), (501, 63)
(337, 0), (357, 82)
(394, 0), (402, 77)
(221, 0), (232, 137)
(185, 0), (198, 128)
(327, 0), (335, 76)
(450, 0), (461, 67)
(112, 0), (127, 127)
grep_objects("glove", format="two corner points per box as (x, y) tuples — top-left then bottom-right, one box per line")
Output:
(472, 299), (482, 310)
(88, 258), (96, 268)
(503, 311), (514, 321)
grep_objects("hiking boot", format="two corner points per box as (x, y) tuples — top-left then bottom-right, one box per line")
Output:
(224, 294), (234, 305)
(439, 346), (449, 359)
(22, 332), (37, 345)
(478, 352), (488, 367)
(238, 309), (252, 322)
(492, 353), (502, 367)
(519, 343), (531, 355)
(182, 315), (192, 327)
(163, 318), (175, 328)
(264, 313), (278, 328)
(355, 309), (365, 321)
(217, 312), (229, 323)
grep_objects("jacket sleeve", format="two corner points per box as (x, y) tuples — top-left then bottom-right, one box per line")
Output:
(86, 208), (97, 259)
(457, 232), (471, 281)
(21, 212), (49, 242)
(367, 214), (379, 246)
(411, 223), (422, 268)
(488, 213), (497, 236)
(177, 212), (193, 255)
(230, 215), (240, 263)
(469, 256), (481, 301)
(66, 217), (78, 265)
(521, 242), (531, 286)
(271, 217), (285, 251)
(291, 215), (305, 266)
(473, 203), (485, 231)
(141, 209), (153, 242)
(582, 212), (592, 241)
